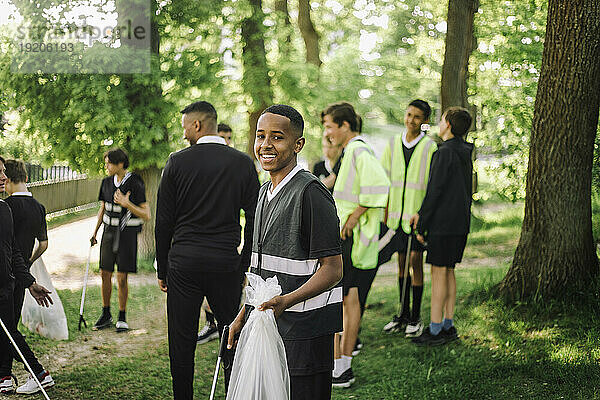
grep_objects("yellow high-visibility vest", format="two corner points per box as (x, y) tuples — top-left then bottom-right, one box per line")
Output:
(334, 138), (390, 269)
(381, 134), (437, 233)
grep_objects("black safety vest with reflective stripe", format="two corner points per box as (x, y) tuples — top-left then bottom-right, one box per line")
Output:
(251, 170), (343, 340)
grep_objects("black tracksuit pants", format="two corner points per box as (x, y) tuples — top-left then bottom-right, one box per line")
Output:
(167, 267), (241, 400)
(0, 281), (44, 377)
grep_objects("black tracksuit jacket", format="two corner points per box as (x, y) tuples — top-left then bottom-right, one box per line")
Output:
(416, 137), (474, 236)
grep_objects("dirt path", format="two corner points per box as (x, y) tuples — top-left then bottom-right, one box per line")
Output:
(44, 216), (156, 290)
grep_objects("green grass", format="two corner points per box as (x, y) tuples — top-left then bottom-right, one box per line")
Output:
(46, 204), (100, 229)
(10, 203), (600, 399)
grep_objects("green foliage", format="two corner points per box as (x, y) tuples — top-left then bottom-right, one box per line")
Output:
(470, 0), (547, 201)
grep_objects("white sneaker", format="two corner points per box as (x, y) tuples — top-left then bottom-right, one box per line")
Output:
(115, 320), (129, 333)
(0, 375), (16, 393)
(405, 320), (424, 337)
(16, 371), (55, 394)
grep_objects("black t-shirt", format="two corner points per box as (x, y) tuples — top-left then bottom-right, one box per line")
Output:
(403, 143), (416, 168)
(261, 177), (341, 375)
(299, 180), (342, 258)
(312, 160), (329, 180)
(98, 173), (146, 233)
(5, 195), (47, 267)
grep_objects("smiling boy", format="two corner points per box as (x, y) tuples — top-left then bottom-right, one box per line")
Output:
(228, 104), (343, 400)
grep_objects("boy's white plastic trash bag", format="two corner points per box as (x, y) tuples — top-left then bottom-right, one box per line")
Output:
(226, 272), (290, 400)
(21, 258), (69, 340)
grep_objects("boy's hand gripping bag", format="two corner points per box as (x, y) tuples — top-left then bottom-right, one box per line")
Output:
(21, 257), (69, 340)
(226, 272), (290, 400)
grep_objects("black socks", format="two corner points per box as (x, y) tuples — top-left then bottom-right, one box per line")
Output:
(398, 275), (411, 318)
(411, 285), (424, 322)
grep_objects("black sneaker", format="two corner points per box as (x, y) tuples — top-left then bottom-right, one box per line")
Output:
(332, 368), (355, 388)
(197, 323), (219, 344)
(352, 337), (363, 356)
(93, 313), (113, 330)
(382, 314), (409, 333)
(411, 327), (446, 346)
(441, 326), (459, 343)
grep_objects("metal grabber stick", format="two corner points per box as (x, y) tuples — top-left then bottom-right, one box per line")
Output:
(209, 325), (230, 400)
(397, 227), (414, 318)
(0, 317), (51, 400)
(78, 245), (92, 331)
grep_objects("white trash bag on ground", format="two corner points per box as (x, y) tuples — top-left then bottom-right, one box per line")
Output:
(21, 258), (69, 340)
(226, 272), (290, 400)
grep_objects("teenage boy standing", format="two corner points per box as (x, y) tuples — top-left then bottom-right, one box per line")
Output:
(379, 100), (437, 337)
(0, 156), (54, 395)
(322, 102), (389, 388)
(228, 104), (343, 400)
(90, 148), (150, 332)
(410, 107), (473, 346)
(2, 160), (51, 393)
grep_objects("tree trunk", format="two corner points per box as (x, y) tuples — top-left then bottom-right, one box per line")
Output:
(298, 0), (322, 67)
(440, 0), (478, 111)
(498, 0), (600, 301)
(275, 0), (291, 49)
(137, 166), (161, 258)
(241, 0), (274, 157)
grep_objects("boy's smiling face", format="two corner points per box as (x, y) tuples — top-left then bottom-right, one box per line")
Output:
(255, 112), (304, 173)
(405, 105), (428, 136)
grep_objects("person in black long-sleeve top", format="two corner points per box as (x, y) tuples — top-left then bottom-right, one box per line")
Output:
(409, 107), (474, 346)
(0, 156), (54, 395)
(155, 101), (259, 400)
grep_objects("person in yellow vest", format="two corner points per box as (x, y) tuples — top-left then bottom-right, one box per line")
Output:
(322, 102), (390, 388)
(378, 100), (437, 338)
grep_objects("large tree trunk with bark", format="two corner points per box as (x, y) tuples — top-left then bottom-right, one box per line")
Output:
(137, 166), (161, 258)
(241, 0), (274, 157)
(440, 0), (478, 112)
(298, 0), (322, 67)
(498, 0), (600, 301)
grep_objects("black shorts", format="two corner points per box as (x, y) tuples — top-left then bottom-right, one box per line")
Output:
(425, 234), (468, 268)
(378, 223), (424, 266)
(99, 227), (138, 273)
(290, 371), (332, 400)
(284, 334), (334, 376)
(342, 238), (378, 298)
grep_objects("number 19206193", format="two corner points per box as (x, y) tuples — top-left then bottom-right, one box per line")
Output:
(19, 42), (74, 52)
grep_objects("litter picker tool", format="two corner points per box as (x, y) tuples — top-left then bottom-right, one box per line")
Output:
(397, 227), (414, 319)
(209, 325), (230, 400)
(0, 316), (51, 400)
(78, 245), (92, 331)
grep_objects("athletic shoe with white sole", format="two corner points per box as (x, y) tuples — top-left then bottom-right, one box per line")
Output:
(16, 371), (54, 394)
(383, 315), (409, 333)
(0, 375), (17, 393)
(197, 323), (219, 345)
(115, 320), (129, 333)
(405, 320), (424, 337)
(332, 368), (355, 388)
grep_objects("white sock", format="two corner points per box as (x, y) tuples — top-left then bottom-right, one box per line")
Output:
(341, 355), (352, 371)
(333, 358), (344, 378)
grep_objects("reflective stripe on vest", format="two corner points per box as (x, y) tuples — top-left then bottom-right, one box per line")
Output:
(250, 252), (342, 313)
(103, 214), (143, 227)
(387, 136), (436, 232)
(251, 252), (319, 276)
(287, 286), (343, 312)
(105, 203), (122, 212)
(333, 146), (388, 202)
